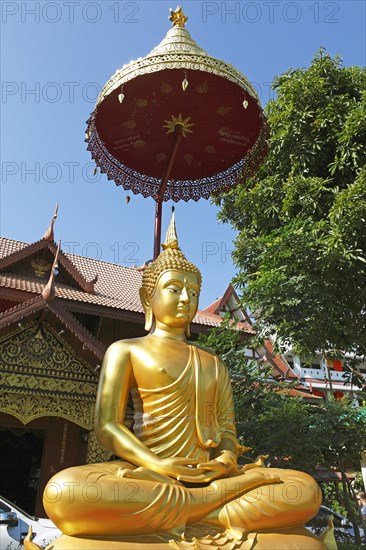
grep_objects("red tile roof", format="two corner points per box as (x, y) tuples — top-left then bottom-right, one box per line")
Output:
(0, 237), (254, 333)
(203, 285), (237, 315)
(0, 238), (96, 293)
(204, 296), (224, 315)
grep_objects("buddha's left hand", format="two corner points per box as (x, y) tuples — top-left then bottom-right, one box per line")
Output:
(188, 451), (239, 482)
(195, 459), (233, 481)
(186, 449), (240, 482)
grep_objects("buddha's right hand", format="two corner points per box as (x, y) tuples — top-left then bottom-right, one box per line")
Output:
(155, 456), (208, 481)
(116, 457), (206, 483)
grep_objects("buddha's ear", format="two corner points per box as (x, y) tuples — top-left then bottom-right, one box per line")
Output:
(139, 288), (154, 332)
(185, 325), (191, 338)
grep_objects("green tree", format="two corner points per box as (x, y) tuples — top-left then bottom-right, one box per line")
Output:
(216, 51), (366, 381)
(197, 322), (366, 543)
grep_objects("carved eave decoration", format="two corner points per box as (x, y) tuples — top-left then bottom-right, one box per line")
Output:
(0, 239), (97, 293)
(0, 296), (106, 362)
(1, 393), (95, 430)
(0, 316), (102, 428)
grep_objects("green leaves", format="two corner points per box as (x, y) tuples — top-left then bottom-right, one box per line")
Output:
(198, 321), (366, 474)
(217, 51), (366, 366)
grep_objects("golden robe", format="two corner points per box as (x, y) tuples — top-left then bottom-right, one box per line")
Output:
(44, 344), (321, 539)
(132, 345), (239, 462)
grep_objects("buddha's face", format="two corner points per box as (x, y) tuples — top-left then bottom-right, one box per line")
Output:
(149, 270), (200, 330)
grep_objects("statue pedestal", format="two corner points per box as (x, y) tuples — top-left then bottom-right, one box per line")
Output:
(48, 526), (327, 549)
(48, 535), (175, 549)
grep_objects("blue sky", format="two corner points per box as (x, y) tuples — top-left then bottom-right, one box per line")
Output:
(1, 0), (365, 307)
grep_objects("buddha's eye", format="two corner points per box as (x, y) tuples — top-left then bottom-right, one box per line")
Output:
(167, 286), (181, 293)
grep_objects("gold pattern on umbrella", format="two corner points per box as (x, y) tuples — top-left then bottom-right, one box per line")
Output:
(86, 6), (269, 258)
(163, 114), (194, 137)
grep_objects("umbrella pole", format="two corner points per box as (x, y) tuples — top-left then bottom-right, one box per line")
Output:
(153, 125), (183, 259)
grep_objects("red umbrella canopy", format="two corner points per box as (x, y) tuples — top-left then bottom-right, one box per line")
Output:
(86, 8), (268, 202)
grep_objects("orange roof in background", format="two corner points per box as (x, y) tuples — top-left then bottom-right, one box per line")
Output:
(263, 340), (298, 379)
(204, 296), (225, 315)
(204, 285), (238, 315)
(0, 237), (254, 332)
(202, 283), (297, 379)
(285, 387), (321, 399)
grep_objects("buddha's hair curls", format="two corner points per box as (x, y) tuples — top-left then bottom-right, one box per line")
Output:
(141, 247), (202, 297)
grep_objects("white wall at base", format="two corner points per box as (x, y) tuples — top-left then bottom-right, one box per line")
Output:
(361, 450), (366, 492)
(292, 355), (301, 376)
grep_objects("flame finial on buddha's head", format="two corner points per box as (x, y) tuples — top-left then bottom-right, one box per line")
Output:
(141, 211), (202, 300)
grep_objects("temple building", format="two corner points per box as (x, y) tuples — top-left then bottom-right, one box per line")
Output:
(205, 285), (366, 400)
(2, 212), (364, 517)
(0, 211), (255, 517)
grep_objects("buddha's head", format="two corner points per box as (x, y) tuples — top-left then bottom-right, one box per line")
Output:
(140, 213), (202, 336)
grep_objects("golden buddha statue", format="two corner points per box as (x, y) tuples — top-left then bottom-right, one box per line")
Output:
(42, 214), (329, 550)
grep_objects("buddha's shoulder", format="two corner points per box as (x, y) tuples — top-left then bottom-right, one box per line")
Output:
(105, 337), (150, 354)
(189, 341), (221, 362)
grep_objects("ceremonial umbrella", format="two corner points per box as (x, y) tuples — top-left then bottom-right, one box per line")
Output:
(86, 7), (268, 258)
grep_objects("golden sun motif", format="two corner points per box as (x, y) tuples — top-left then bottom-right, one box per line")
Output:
(161, 81), (173, 94)
(121, 120), (136, 129)
(163, 114), (194, 138)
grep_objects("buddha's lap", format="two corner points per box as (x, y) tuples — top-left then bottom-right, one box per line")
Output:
(44, 460), (320, 514)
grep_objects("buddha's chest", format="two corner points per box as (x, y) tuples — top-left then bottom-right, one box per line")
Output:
(131, 343), (192, 390)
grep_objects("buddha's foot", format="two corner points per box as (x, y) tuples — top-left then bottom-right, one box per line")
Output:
(206, 469), (281, 506)
(241, 455), (269, 471)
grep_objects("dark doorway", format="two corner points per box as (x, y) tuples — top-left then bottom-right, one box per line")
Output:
(0, 428), (45, 515)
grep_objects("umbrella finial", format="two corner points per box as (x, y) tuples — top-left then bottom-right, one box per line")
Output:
(162, 210), (179, 250)
(169, 6), (188, 28)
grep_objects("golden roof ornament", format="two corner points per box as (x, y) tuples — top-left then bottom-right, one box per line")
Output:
(169, 6), (188, 28)
(42, 240), (61, 301)
(31, 258), (52, 278)
(42, 202), (59, 243)
(95, 8), (258, 105)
